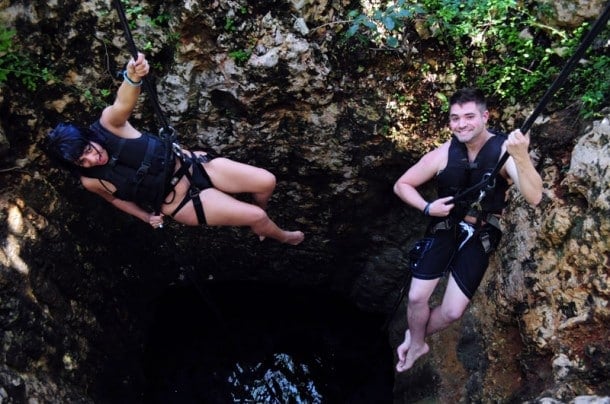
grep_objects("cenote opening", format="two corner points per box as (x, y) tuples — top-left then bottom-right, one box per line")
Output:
(140, 280), (395, 403)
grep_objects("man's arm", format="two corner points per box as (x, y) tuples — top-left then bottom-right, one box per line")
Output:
(99, 53), (150, 139)
(503, 129), (543, 206)
(393, 142), (454, 217)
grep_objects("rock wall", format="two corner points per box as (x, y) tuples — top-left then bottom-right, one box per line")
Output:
(0, 0), (608, 402)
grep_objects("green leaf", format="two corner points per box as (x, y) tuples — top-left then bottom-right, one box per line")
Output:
(346, 24), (360, 37)
(386, 36), (399, 47)
(384, 16), (396, 30)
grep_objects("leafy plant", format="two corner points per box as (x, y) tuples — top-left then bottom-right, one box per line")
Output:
(0, 26), (53, 91)
(119, 0), (178, 51)
(229, 49), (251, 65)
(346, 0), (424, 48)
(225, 17), (237, 32)
(342, 0), (609, 117)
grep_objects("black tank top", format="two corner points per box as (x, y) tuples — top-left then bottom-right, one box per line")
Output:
(436, 133), (509, 214)
(80, 121), (170, 209)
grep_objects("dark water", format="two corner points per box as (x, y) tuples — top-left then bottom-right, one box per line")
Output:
(141, 280), (395, 403)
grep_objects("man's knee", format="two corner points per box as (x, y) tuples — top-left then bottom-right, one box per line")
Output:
(408, 288), (432, 306)
(440, 304), (466, 323)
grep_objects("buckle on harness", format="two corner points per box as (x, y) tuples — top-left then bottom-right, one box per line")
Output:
(189, 187), (201, 198)
(135, 162), (151, 180)
(431, 219), (453, 234)
(480, 231), (491, 253)
(159, 126), (176, 140)
(172, 142), (184, 159)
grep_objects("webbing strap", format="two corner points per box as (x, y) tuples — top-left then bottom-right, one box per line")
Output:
(451, 1), (610, 205)
(112, 0), (180, 214)
(108, 138), (125, 168)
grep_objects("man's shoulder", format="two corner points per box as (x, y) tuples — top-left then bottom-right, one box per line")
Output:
(420, 141), (450, 168)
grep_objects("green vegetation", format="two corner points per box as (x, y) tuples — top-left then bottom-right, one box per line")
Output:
(344, 0), (609, 118)
(119, 0), (178, 53)
(228, 49), (252, 65)
(346, 0), (423, 47)
(0, 26), (53, 91)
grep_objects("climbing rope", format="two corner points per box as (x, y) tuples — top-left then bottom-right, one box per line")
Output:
(451, 0), (610, 207)
(112, 0), (178, 213)
(112, 0), (172, 134)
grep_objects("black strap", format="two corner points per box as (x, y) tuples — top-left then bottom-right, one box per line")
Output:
(108, 138), (125, 168)
(112, 0), (180, 214)
(134, 137), (155, 182)
(451, 1), (610, 205)
(168, 151), (217, 224)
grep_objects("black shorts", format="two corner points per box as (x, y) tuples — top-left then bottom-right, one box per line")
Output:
(408, 221), (502, 299)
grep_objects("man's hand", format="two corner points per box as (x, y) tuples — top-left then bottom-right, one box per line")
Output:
(505, 129), (530, 162)
(428, 196), (455, 217)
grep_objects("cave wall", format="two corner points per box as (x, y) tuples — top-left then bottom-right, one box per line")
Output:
(0, 0), (608, 402)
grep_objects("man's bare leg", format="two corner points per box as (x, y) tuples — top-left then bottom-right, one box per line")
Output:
(425, 275), (470, 335)
(396, 329), (411, 368)
(396, 275), (470, 372)
(396, 278), (438, 372)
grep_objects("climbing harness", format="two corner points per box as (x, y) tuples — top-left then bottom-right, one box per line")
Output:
(113, 0), (219, 222)
(450, 1), (610, 212)
(85, 121), (169, 206)
(168, 150), (216, 225)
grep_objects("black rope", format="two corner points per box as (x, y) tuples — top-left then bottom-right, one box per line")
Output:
(451, 0), (610, 205)
(112, 0), (172, 134)
(112, 0), (178, 213)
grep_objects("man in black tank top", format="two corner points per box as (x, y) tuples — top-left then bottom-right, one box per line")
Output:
(393, 88), (542, 372)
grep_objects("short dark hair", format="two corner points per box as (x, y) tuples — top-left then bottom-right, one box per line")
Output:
(449, 88), (487, 111)
(45, 123), (105, 171)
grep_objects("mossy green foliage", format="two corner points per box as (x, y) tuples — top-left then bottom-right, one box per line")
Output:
(345, 0), (609, 118)
(0, 26), (52, 91)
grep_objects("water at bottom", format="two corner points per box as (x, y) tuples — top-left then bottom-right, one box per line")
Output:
(141, 280), (395, 403)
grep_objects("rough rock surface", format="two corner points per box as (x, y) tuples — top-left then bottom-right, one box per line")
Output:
(0, 0), (608, 402)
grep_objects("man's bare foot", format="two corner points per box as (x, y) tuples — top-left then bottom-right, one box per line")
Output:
(396, 330), (412, 371)
(396, 342), (429, 372)
(283, 231), (305, 245)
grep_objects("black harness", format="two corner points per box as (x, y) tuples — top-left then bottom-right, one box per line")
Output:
(82, 122), (169, 210)
(437, 133), (509, 228)
(167, 146), (215, 225)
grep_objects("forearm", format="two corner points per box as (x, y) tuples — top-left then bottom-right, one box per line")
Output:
(505, 129), (542, 206)
(109, 197), (152, 223)
(102, 54), (148, 128)
(393, 182), (428, 212)
(512, 156), (543, 206)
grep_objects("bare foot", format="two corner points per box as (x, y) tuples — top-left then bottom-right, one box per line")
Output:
(395, 330), (411, 371)
(282, 231), (305, 245)
(396, 342), (429, 372)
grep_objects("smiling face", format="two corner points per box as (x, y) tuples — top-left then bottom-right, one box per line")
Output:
(449, 101), (489, 144)
(76, 141), (108, 167)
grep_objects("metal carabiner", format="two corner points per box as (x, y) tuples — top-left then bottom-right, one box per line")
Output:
(471, 188), (486, 211)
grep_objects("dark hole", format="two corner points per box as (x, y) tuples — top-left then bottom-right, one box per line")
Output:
(141, 281), (395, 403)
